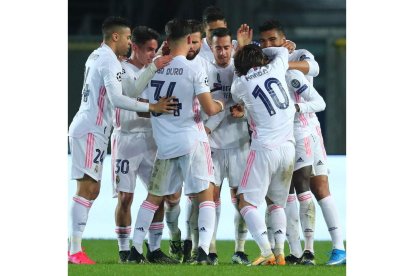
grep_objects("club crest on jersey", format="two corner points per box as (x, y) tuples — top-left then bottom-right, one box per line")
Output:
(204, 77), (209, 86)
(291, 79), (300, 88)
(116, 175), (120, 184)
(94, 165), (99, 173)
(116, 72), (122, 82)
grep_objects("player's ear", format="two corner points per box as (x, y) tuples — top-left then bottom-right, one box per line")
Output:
(112, 32), (119, 42)
(186, 35), (191, 45)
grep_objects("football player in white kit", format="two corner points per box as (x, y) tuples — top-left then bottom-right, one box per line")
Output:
(200, 28), (251, 265)
(68, 16), (176, 265)
(110, 26), (178, 264)
(259, 19), (346, 265)
(231, 44), (295, 266)
(128, 18), (225, 265)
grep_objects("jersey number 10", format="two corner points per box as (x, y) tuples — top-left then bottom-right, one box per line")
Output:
(252, 77), (289, 116)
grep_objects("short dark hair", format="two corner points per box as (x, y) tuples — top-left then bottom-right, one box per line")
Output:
(187, 19), (203, 35)
(234, 44), (268, 77)
(210, 27), (232, 41)
(258, 19), (285, 36)
(202, 6), (226, 24)
(102, 16), (130, 40)
(165, 18), (192, 41)
(131, 26), (160, 45)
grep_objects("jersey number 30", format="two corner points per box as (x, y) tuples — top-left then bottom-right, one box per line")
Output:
(252, 77), (289, 116)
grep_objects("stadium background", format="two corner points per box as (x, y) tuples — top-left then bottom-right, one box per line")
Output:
(67, 0), (346, 241)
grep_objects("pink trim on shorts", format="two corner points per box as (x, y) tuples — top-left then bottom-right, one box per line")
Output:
(115, 226), (131, 234)
(298, 192), (312, 202)
(96, 86), (106, 126)
(240, 205), (257, 217)
(316, 126), (327, 159)
(141, 201), (159, 212)
(115, 108), (121, 128)
(304, 136), (312, 157)
(85, 133), (94, 168)
(249, 116), (257, 139)
(149, 222), (164, 230)
(111, 137), (117, 183)
(73, 196), (92, 208)
(287, 194), (297, 202)
(268, 204), (283, 213)
(240, 150), (256, 188)
(199, 201), (215, 209)
(203, 142), (213, 175)
(193, 97), (203, 131)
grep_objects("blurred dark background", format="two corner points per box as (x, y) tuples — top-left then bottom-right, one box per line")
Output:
(68, 0), (346, 154)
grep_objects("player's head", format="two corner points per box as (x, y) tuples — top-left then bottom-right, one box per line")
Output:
(234, 44), (268, 77)
(165, 18), (192, 50)
(187, 19), (203, 60)
(258, 20), (286, 48)
(210, 28), (233, 67)
(131, 26), (160, 67)
(202, 6), (227, 44)
(102, 16), (132, 56)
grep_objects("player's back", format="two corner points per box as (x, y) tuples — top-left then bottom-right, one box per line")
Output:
(145, 55), (209, 159)
(232, 49), (295, 150)
(69, 44), (121, 140)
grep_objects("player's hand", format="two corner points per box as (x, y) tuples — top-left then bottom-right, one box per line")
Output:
(204, 126), (211, 135)
(156, 41), (170, 56)
(154, 55), (172, 70)
(230, 103), (245, 118)
(149, 96), (177, 113)
(282, 40), (296, 54)
(236, 24), (253, 48)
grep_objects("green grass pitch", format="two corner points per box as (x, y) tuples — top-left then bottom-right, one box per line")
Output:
(68, 239), (346, 275)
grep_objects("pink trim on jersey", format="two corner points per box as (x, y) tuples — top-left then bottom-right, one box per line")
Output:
(268, 204), (283, 213)
(295, 93), (309, 127)
(240, 150), (256, 188)
(96, 86), (106, 126)
(203, 142), (213, 175)
(85, 133), (94, 168)
(316, 126), (327, 159)
(240, 205), (257, 217)
(199, 201), (215, 209)
(111, 137), (117, 183)
(304, 136), (312, 157)
(249, 116), (257, 139)
(298, 193), (312, 202)
(115, 108), (121, 128)
(141, 200), (159, 212)
(149, 222), (164, 230)
(287, 194), (297, 202)
(115, 226), (131, 234)
(193, 97), (203, 131)
(73, 196), (92, 208)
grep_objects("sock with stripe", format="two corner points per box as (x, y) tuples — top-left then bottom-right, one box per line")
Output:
(132, 200), (159, 254)
(70, 195), (94, 255)
(285, 194), (303, 257)
(268, 204), (287, 256)
(209, 198), (221, 253)
(115, 226), (131, 251)
(298, 191), (316, 252)
(240, 205), (272, 257)
(232, 197), (247, 252)
(148, 222), (164, 251)
(318, 195), (345, 250)
(165, 200), (181, 241)
(198, 201), (216, 254)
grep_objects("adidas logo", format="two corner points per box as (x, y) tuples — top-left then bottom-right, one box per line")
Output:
(260, 231), (267, 236)
(136, 227), (144, 232)
(296, 157), (304, 162)
(199, 227), (206, 232)
(274, 230), (283, 235)
(317, 160), (324, 165)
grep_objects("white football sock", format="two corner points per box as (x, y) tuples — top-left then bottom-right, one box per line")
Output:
(148, 222), (164, 251)
(70, 196), (93, 254)
(318, 195), (345, 250)
(232, 198), (247, 252)
(209, 198), (221, 254)
(132, 200), (159, 254)
(190, 197), (199, 251)
(298, 191), (315, 252)
(268, 204), (287, 256)
(115, 226), (131, 251)
(165, 200), (181, 241)
(265, 210), (275, 250)
(198, 201), (216, 254)
(285, 194), (302, 257)
(184, 197), (193, 241)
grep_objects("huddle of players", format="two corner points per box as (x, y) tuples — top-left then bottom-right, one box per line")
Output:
(68, 6), (346, 267)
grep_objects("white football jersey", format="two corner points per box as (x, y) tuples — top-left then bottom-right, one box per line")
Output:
(142, 55), (210, 159)
(204, 59), (250, 149)
(198, 37), (238, 63)
(112, 61), (152, 134)
(69, 44), (122, 140)
(231, 47), (295, 150)
(285, 70), (326, 141)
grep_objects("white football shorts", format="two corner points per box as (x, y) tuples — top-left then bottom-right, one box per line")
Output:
(311, 126), (329, 176)
(294, 135), (315, 171)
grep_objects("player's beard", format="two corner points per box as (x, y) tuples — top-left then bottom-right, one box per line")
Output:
(186, 48), (200, 60)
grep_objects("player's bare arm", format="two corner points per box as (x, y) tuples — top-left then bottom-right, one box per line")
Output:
(197, 92), (225, 116)
(236, 24), (253, 49)
(149, 96), (178, 113)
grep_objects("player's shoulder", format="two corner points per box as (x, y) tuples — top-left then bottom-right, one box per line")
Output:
(286, 70), (308, 91)
(289, 49), (314, 61)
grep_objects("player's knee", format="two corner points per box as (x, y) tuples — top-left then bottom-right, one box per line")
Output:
(118, 192), (133, 209)
(310, 176), (330, 200)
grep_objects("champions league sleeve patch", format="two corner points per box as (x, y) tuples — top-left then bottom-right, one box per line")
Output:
(299, 54), (310, 61)
(116, 72), (122, 82)
(291, 79), (301, 88)
(296, 84), (308, 94)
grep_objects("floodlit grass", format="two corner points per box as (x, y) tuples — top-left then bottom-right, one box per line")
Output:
(68, 239), (346, 276)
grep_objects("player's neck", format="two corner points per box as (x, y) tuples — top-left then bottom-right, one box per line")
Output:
(169, 47), (188, 58)
(127, 53), (145, 69)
